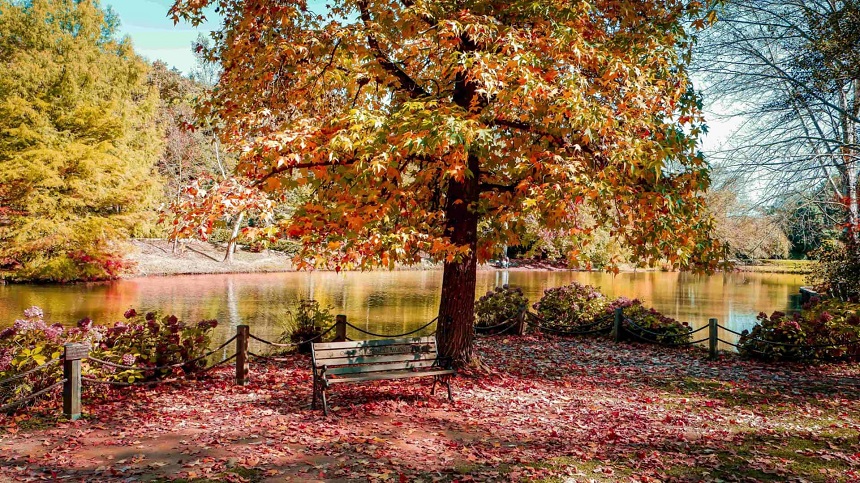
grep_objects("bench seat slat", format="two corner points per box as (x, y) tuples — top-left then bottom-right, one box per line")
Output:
(315, 345), (436, 360)
(326, 369), (455, 384)
(318, 352), (438, 366)
(312, 336), (436, 350)
(325, 360), (439, 375)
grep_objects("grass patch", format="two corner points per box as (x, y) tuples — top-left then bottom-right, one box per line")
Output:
(665, 431), (856, 482)
(742, 259), (813, 274)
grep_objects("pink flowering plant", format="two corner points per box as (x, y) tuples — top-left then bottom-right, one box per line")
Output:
(532, 282), (609, 331)
(0, 307), (73, 409)
(87, 310), (219, 382)
(1, 306), (219, 411)
(475, 285), (528, 334)
(739, 299), (860, 361)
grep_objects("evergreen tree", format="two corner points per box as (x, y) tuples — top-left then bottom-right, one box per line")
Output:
(0, 0), (162, 282)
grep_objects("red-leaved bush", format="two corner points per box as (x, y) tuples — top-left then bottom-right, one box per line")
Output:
(739, 298), (860, 361)
(1, 307), (218, 411)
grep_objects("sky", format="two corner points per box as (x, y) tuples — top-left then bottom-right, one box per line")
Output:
(103, 0), (219, 73)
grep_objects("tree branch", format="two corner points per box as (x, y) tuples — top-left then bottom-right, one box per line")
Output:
(490, 118), (595, 155)
(479, 182), (517, 193)
(254, 159), (356, 187)
(358, 0), (428, 99)
(398, 0), (437, 27)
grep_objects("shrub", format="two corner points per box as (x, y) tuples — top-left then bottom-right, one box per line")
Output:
(1, 306), (219, 411)
(809, 239), (860, 301)
(279, 299), (334, 354)
(0, 307), (72, 410)
(88, 309), (219, 382)
(475, 285), (528, 334)
(739, 299), (860, 361)
(612, 298), (692, 346)
(532, 282), (609, 331)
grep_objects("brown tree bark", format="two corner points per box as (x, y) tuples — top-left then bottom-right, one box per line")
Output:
(435, 32), (486, 368)
(436, 152), (480, 368)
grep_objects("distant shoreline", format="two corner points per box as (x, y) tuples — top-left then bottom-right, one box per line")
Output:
(128, 240), (608, 278)
(129, 240), (813, 278)
(735, 259), (812, 275)
(1, 240), (811, 284)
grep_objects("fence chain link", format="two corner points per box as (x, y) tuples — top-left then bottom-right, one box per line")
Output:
(345, 317), (438, 338)
(0, 357), (60, 386)
(0, 379), (66, 413)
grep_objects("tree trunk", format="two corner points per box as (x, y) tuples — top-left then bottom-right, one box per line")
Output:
(847, 163), (859, 243)
(224, 211), (245, 263)
(436, 153), (480, 368)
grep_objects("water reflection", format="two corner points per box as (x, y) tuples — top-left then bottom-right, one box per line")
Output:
(0, 270), (804, 351)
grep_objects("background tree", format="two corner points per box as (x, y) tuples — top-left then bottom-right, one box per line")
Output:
(706, 178), (791, 261)
(170, 0), (725, 365)
(694, 1), (859, 266)
(0, 0), (162, 282)
(148, 60), (245, 258)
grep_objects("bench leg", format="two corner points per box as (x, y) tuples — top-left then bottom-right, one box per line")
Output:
(321, 386), (329, 416)
(311, 377), (318, 410)
(431, 376), (439, 396)
(446, 377), (453, 402)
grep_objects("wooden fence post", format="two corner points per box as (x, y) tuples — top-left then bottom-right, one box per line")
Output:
(63, 343), (88, 420)
(236, 325), (249, 386)
(514, 310), (527, 336)
(612, 307), (624, 342)
(708, 318), (718, 360)
(334, 315), (347, 342)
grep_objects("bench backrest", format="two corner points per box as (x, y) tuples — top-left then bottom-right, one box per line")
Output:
(311, 336), (440, 375)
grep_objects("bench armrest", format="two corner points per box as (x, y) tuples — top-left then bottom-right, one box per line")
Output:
(433, 357), (455, 370)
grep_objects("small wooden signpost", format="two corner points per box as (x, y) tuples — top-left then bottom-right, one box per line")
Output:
(63, 343), (88, 420)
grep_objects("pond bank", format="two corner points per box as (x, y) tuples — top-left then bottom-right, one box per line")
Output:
(128, 240), (593, 278)
(1, 336), (857, 482)
(130, 240), (815, 278)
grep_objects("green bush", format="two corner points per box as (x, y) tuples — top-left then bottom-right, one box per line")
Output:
(612, 298), (692, 346)
(279, 299), (334, 353)
(532, 282), (609, 331)
(809, 239), (860, 301)
(739, 299), (860, 361)
(475, 285), (528, 334)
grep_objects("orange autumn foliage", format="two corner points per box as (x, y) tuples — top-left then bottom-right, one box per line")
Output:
(169, 0), (727, 364)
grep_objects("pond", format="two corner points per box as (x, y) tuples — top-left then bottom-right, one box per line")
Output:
(0, 270), (805, 351)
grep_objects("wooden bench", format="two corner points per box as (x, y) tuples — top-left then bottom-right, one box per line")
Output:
(310, 336), (455, 415)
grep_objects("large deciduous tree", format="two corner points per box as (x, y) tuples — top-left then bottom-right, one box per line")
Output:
(170, 0), (724, 366)
(0, 0), (161, 282)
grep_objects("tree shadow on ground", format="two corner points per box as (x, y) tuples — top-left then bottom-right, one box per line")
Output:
(483, 335), (860, 405)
